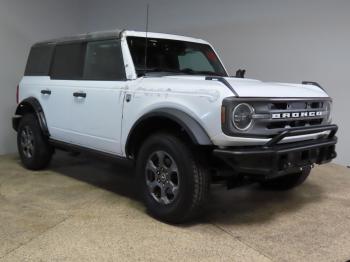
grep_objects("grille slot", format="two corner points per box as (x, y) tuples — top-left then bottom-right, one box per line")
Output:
(271, 103), (288, 110)
(310, 102), (323, 109)
(267, 119), (323, 129)
(270, 101), (323, 110)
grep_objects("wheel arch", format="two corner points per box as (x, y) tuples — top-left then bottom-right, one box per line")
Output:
(13, 97), (49, 136)
(125, 108), (212, 158)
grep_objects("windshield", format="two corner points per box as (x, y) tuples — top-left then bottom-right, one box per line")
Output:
(127, 36), (228, 77)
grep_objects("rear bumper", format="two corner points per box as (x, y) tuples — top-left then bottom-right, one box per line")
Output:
(213, 125), (338, 179)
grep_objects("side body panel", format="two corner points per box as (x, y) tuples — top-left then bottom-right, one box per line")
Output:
(19, 76), (72, 140)
(19, 77), (126, 155)
(67, 80), (126, 155)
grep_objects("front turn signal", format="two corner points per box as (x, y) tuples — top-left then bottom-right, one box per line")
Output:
(221, 106), (226, 125)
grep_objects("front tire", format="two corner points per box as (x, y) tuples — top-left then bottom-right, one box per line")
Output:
(136, 133), (209, 224)
(260, 166), (312, 190)
(17, 114), (53, 170)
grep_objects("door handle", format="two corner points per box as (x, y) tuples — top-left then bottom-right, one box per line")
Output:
(41, 89), (51, 95)
(73, 92), (87, 98)
(125, 93), (132, 102)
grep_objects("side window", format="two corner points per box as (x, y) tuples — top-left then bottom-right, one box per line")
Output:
(25, 45), (54, 76)
(50, 43), (85, 80)
(178, 50), (215, 72)
(83, 40), (126, 81)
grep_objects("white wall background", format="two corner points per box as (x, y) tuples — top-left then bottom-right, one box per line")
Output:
(0, 0), (349, 166)
(0, 0), (84, 154)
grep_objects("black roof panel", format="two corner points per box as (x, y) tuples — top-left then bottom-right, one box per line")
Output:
(34, 29), (124, 46)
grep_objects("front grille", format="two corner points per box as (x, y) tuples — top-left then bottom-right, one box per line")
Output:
(266, 100), (329, 130)
(222, 97), (332, 137)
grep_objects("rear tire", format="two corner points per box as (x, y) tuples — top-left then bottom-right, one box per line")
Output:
(136, 133), (209, 224)
(17, 114), (53, 170)
(260, 166), (312, 190)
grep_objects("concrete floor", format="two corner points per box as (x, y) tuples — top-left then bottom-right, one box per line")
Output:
(0, 153), (349, 262)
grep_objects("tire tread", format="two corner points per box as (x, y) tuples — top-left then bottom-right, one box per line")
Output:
(17, 114), (53, 170)
(137, 132), (209, 223)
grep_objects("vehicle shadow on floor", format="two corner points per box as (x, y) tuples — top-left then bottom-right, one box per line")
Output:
(202, 182), (324, 226)
(48, 152), (325, 226)
(49, 152), (141, 202)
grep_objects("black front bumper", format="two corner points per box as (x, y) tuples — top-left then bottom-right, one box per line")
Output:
(213, 125), (338, 179)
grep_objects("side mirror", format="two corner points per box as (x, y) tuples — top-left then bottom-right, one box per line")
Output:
(235, 69), (246, 78)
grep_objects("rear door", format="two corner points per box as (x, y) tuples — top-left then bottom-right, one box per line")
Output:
(46, 42), (86, 142)
(21, 44), (74, 142)
(67, 39), (127, 155)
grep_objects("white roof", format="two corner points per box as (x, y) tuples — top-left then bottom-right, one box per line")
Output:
(124, 30), (210, 45)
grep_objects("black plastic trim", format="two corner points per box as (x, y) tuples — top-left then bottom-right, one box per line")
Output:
(12, 116), (21, 132)
(213, 135), (337, 179)
(13, 97), (49, 136)
(125, 108), (212, 156)
(205, 76), (239, 97)
(34, 29), (122, 47)
(264, 124), (337, 148)
(224, 97), (332, 102)
(49, 139), (132, 164)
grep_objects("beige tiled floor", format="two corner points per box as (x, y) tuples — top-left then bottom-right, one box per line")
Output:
(0, 154), (349, 261)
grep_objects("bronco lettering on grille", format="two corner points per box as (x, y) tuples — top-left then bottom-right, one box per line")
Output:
(271, 111), (324, 119)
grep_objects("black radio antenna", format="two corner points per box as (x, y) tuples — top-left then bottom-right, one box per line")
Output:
(144, 4), (150, 73)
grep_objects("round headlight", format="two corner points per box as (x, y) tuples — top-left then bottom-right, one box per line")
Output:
(232, 103), (254, 131)
(325, 101), (333, 123)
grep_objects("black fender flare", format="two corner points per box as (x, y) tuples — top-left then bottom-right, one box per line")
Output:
(13, 97), (50, 136)
(125, 108), (212, 156)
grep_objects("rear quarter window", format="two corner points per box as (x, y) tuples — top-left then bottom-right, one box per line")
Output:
(25, 45), (54, 76)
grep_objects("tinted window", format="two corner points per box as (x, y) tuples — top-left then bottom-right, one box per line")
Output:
(179, 51), (215, 72)
(127, 36), (227, 77)
(25, 45), (54, 76)
(83, 40), (125, 81)
(50, 43), (85, 79)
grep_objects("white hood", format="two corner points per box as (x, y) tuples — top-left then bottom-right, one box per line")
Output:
(165, 76), (329, 98)
(224, 78), (328, 98)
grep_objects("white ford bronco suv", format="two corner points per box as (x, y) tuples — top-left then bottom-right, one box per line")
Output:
(13, 30), (338, 223)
